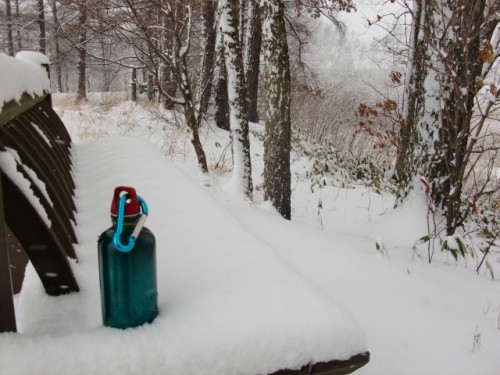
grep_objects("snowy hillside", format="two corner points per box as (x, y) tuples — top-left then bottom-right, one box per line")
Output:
(1, 93), (499, 375)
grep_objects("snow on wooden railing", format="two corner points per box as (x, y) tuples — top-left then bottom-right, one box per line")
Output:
(0, 52), (79, 333)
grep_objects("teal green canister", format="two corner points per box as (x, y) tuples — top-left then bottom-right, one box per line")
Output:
(98, 186), (158, 329)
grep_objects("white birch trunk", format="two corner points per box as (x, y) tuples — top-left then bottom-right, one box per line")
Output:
(218, 0), (253, 198)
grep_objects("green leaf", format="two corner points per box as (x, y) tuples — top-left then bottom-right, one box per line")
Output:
(415, 235), (431, 245)
(457, 238), (467, 257)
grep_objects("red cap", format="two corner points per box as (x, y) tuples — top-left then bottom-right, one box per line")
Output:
(110, 186), (140, 217)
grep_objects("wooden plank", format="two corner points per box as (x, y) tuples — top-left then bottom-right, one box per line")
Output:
(0, 93), (46, 128)
(23, 105), (76, 194)
(0, 125), (78, 254)
(6, 227), (29, 294)
(1, 171), (78, 296)
(0, 172), (17, 332)
(34, 101), (74, 170)
(269, 352), (370, 375)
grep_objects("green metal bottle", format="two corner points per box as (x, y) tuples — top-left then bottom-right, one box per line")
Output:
(98, 186), (158, 329)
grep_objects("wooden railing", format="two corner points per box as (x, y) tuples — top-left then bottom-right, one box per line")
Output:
(0, 83), (79, 333)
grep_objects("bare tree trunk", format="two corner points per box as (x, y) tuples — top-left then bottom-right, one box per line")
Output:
(76, 0), (87, 101)
(159, 5), (177, 110)
(173, 4), (208, 173)
(394, 0), (426, 189)
(245, 0), (261, 123)
(261, 0), (292, 219)
(180, 62), (209, 173)
(197, 0), (217, 128)
(238, 0), (246, 49)
(50, 0), (63, 92)
(37, 0), (46, 53)
(219, 0), (253, 198)
(14, 0), (21, 51)
(214, 31), (230, 130)
(5, 0), (14, 56)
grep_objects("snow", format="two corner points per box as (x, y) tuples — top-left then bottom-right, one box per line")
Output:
(1, 93), (500, 375)
(15, 50), (50, 66)
(444, 235), (459, 250)
(0, 52), (50, 109)
(31, 122), (52, 147)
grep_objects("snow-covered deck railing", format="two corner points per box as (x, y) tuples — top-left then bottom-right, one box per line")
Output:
(0, 52), (79, 333)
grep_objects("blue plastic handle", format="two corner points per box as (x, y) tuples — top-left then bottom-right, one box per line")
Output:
(113, 194), (148, 252)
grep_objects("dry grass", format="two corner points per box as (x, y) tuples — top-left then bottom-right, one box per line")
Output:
(52, 92), (128, 109)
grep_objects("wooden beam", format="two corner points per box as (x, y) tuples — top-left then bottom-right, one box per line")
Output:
(7, 227), (29, 294)
(269, 352), (370, 375)
(0, 93), (46, 128)
(1, 172), (78, 296)
(0, 172), (17, 333)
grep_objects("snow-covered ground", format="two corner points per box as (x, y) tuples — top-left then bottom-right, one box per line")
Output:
(1, 93), (500, 375)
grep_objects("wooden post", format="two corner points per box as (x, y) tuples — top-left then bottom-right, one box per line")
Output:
(131, 68), (137, 102)
(42, 62), (52, 107)
(0, 172), (17, 333)
(147, 74), (154, 101)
